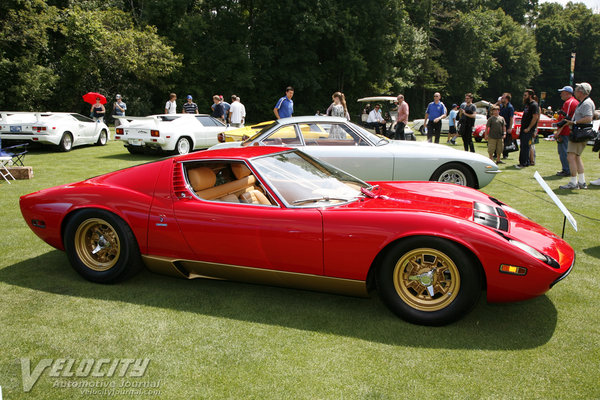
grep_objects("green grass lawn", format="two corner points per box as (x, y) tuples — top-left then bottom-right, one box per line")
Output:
(1, 134), (599, 399)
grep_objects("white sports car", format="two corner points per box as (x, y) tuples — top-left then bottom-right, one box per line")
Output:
(209, 116), (500, 188)
(0, 112), (109, 151)
(115, 114), (230, 155)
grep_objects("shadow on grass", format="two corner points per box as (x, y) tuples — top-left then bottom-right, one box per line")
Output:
(582, 245), (600, 259)
(0, 251), (558, 350)
(98, 152), (161, 161)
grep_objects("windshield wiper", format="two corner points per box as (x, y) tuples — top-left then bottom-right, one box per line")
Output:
(292, 196), (351, 205)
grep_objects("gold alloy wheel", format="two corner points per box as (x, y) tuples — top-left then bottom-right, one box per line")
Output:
(74, 218), (121, 271)
(392, 248), (460, 312)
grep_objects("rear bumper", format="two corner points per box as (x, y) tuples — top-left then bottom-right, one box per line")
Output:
(0, 133), (60, 145)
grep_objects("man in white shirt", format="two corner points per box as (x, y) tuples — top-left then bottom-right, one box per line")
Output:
(164, 93), (177, 114)
(228, 95), (246, 127)
(366, 104), (387, 136)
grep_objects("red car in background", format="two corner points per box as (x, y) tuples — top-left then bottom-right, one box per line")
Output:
(473, 111), (557, 142)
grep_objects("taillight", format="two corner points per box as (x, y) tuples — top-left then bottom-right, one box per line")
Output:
(217, 133), (225, 143)
(151, 130), (159, 137)
(116, 128), (124, 135)
(32, 126), (47, 132)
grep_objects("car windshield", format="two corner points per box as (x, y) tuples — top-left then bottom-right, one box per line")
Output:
(251, 150), (370, 207)
(348, 122), (389, 146)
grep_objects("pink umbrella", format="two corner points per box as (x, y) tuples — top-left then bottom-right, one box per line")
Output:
(82, 92), (107, 105)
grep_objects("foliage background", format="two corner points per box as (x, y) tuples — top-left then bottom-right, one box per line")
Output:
(1, 0), (600, 119)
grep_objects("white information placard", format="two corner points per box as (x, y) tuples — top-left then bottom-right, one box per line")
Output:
(533, 171), (577, 231)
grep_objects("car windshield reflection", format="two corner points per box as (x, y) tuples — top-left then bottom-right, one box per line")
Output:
(251, 150), (370, 207)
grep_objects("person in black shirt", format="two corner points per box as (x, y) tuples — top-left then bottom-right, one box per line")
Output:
(516, 89), (539, 168)
(459, 93), (477, 152)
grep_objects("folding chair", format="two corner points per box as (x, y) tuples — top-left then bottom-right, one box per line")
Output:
(0, 143), (28, 166)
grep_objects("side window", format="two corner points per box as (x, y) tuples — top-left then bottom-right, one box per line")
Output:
(185, 161), (276, 206)
(196, 116), (223, 127)
(302, 123), (367, 146)
(262, 125), (302, 146)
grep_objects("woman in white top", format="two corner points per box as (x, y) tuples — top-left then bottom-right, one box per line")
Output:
(165, 93), (177, 114)
(326, 92), (350, 121)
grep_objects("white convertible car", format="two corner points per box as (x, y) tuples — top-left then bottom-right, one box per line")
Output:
(0, 112), (109, 151)
(209, 116), (500, 188)
(115, 114), (230, 155)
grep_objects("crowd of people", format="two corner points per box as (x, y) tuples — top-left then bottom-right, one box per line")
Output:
(96, 82), (597, 189)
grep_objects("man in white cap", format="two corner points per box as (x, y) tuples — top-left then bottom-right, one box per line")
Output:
(555, 86), (578, 177)
(559, 82), (595, 189)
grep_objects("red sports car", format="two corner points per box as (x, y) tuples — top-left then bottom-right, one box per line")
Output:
(20, 147), (574, 325)
(473, 111), (557, 142)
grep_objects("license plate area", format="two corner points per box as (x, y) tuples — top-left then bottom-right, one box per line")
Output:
(128, 139), (144, 146)
(10, 126), (22, 133)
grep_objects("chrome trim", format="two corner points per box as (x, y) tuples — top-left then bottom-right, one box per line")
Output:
(142, 255), (368, 297)
(550, 256), (575, 288)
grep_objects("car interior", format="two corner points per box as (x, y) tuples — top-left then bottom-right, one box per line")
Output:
(185, 161), (275, 205)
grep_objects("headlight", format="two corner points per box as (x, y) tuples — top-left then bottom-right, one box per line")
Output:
(509, 239), (560, 269)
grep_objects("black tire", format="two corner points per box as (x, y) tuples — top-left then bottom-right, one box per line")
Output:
(96, 129), (108, 146)
(173, 137), (192, 155)
(376, 236), (482, 326)
(419, 125), (426, 135)
(58, 132), (73, 152)
(64, 209), (143, 283)
(430, 162), (476, 188)
(126, 145), (144, 154)
(474, 136), (483, 143)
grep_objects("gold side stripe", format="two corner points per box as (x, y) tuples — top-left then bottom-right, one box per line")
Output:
(142, 255), (368, 297)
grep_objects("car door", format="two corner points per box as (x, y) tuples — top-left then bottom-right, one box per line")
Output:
(70, 114), (96, 144)
(171, 162), (323, 275)
(194, 116), (227, 148)
(295, 122), (395, 181)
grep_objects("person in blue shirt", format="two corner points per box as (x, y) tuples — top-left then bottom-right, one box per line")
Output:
(499, 93), (515, 159)
(424, 92), (447, 143)
(446, 104), (459, 144)
(274, 87), (294, 119)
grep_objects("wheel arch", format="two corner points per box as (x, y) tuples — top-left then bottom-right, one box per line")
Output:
(60, 206), (146, 254)
(366, 234), (487, 292)
(429, 161), (479, 189)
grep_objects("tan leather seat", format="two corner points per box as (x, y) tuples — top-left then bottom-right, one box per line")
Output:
(232, 163), (252, 179)
(239, 190), (271, 205)
(190, 163), (257, 201)
(188, 167), (216, 192)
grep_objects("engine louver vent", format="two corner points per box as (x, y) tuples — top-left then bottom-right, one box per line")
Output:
(172, 162), (192, 199)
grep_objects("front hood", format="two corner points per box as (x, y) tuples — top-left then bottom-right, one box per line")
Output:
(352, 181), (488, 219)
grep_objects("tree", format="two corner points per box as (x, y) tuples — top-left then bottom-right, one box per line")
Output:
(0, 0), (60, 110)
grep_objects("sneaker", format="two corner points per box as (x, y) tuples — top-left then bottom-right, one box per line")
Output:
(556, 171), (570, 176)
(497, 160), (504, 164)
(559, 182), (579, 189)
(578, 182), (588, 189)
(450, 139), (456, 145)
(591, 178), (600, 186)
(515, 164), (526, 169)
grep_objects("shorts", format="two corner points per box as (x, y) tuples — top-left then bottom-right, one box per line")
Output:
(567, 140), (586, 156)
(487, 138), (503, 156)
(449, 126), (457, 134)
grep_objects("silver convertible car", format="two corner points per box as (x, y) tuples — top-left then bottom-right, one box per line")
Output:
(209, 116), (500, 188)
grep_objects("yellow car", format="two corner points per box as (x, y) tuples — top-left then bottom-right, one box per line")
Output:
(217, 121), (275, 143)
